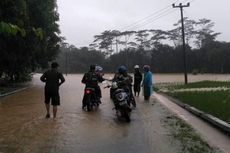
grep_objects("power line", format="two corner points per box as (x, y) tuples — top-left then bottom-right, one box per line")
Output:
(119, 6), (172, 31)
(116, 0), (183, 31)
(125, 9), (177, 31)
(119, 0), (195, 31)
(133, 0), (195, 31)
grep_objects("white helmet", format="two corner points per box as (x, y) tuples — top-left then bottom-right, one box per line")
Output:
(95, 65), (103, 72)
(134, 65), (140, 69)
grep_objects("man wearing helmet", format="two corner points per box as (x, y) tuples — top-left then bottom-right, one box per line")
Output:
(113, 65), (136, 108)
(133, 65), (142, 97)
(81, 65), (105, 109)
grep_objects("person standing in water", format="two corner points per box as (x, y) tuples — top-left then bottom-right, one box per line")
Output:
(142, 65), (153, 101)
(133, 65), (142, 96)
(40, 62), (65, 119)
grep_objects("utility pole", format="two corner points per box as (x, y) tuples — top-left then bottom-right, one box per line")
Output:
(173, 3), (190, 84)
(62, 42), (68, 76)
(65, 44), (69, 76)
(65, 50), (67, 76)
(115, 36), (118, 53)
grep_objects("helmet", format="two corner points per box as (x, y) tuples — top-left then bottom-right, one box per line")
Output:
(95, 65), (103, 72)
(134, 65), (139, 69)
(118, 65), (127, 74)
(143, 65), (150, 71)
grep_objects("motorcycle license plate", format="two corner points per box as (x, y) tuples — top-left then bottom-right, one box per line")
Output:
(119, 101), (126, 105)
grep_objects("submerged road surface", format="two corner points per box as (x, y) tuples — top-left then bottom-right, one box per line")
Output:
(0, 74), (223, 153)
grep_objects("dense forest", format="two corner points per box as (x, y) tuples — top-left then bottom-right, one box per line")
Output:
(57, 18), (230, 74)
(0, 0), (61, 82)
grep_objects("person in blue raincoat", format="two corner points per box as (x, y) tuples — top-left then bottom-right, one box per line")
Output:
(142, 65), (153, 100)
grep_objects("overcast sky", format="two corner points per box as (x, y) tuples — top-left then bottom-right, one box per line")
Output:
(57, 0), (230, 47)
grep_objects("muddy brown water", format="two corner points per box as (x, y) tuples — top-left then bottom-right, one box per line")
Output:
(0, 74), (229, 153)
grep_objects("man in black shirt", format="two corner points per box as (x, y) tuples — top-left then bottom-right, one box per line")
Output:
(81, 65), (104, 109)
(40, 62), (65, 118)
(133, 65), (142, 96)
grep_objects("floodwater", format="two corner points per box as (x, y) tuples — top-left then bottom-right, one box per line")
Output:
(0, 74), (229, 153)
(153, 73), (230, 83)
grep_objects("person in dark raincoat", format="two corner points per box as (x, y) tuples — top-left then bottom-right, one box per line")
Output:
(142, 65), (153, 101)
(133, 65), (142, 96)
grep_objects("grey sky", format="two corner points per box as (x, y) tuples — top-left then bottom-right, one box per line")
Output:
(57, 0), (230, 47)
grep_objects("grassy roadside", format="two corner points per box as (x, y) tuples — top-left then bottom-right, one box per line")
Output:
(164, 115), (222, 153)
(168, 91), (230, 123)
(155, 81), (230, 124)
(0, 83), (30, 96)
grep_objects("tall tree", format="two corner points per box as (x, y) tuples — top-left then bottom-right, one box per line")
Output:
(135, 30), (150, 49)
(0, 0), (61, 81)
(27, 0), (61, 68)
(194, 18), (220, 48)
(93, 30), (114, 56)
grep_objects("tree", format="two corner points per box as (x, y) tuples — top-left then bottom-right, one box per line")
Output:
(194, 18), (221, 48)
(0, 0), (29, 81)
(135, 30), (150, 49)
(149, 29), (167, 49)
(27, 0), (61, 68)
(0, 0), (61, 81)
(93, 30), (115, 56)
(121, 31), (136, 49)
(56, 44), (106, 73)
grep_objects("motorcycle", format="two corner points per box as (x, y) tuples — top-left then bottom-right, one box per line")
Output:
(83, 87), (100, 111)
(105, 81), (132, 122)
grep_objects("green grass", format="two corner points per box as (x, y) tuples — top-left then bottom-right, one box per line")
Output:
(165, 116), (221, 153)
(0, 87), (18, 95)
(0, 83), (28, 95)
(155, 81), (230, 123)
(169, 91), (230, 123)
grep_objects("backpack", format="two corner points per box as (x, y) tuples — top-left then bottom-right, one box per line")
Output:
(82, 72), (98, 85)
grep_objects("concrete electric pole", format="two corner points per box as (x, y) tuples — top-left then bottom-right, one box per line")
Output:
(173, 3), (190, 84)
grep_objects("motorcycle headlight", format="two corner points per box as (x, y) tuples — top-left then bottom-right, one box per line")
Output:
(115, 92), (126, 101)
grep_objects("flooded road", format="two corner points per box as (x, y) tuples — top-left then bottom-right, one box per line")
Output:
(0, 74), (228, 153)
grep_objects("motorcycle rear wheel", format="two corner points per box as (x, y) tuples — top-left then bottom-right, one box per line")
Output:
(86, 98), (92, 111)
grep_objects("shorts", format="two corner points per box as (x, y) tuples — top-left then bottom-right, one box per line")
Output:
(44, 90), (60, 106)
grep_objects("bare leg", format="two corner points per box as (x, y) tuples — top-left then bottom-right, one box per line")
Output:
(45, 103), (50, 118)
(53, 106), (57, 118)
